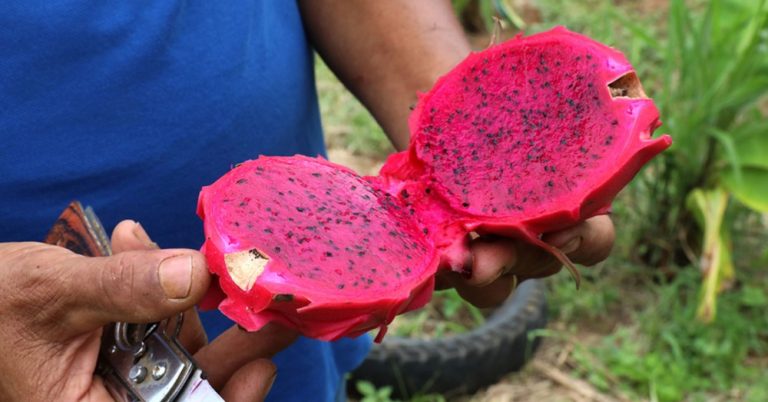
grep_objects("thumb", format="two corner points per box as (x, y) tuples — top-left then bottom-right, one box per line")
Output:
(61, 249), (211, 330)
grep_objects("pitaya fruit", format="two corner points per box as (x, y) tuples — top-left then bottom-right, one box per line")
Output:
(198, 156), (438, 340)
(198, 27), (671, 341)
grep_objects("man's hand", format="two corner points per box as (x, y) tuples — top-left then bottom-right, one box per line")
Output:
(0, 221), (295, 402)
(436, 215), (616, 307)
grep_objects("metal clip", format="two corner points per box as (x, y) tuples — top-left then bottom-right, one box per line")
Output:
(46, 202), (222, 401)
(98, 315), (199, 401)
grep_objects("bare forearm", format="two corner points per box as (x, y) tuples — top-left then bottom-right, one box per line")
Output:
(299, 0), (471, 150)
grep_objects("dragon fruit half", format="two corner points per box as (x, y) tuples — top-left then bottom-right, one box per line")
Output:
(197, 27), (671, 341)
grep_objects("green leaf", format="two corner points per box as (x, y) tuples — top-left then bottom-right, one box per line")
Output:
(732, 121), (768, 140)
(607, 8), (659, 48)
(697, 229), (734, 322)
(707, 0), (768, 99)
(377, 386), (393, 399)
(741, 286), (768, 307)
(495, 0), (526, 29)
(468, 303), (486, 325)
(478, 0), (496, 32)
(686, 188), (734, 322)
(356, 380), (377, 397)
(722, 166), (768, 212)
(709, 128), (742, 182)
(730, 124), (768, 169)
(451, 0), (472, 16)
(714, 77), (768, 111)
(686, 188), (727, 255)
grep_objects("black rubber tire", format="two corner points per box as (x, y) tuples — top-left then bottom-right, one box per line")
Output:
(349, 279), (547, 399)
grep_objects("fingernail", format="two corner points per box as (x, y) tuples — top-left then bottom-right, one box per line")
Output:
(560, 237), (582, 254)
(133, 222), (159, 249)
(159, 255), (193, 299)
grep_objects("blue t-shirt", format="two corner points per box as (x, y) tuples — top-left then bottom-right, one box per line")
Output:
(0, 2), (370, 401)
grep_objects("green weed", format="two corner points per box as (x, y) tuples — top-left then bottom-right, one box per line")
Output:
(354, 380), (448, 402)
(356, 380), (396, 402)
(543, 261), (768, 401)
(390, 288), (486, 338)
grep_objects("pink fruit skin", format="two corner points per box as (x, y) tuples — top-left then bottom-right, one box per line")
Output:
(378, 26), (671, 270)
(198, 156), (438, 341)
(198, 27), (671, 341)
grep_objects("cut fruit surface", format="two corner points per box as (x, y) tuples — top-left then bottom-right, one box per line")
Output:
(198, 27), (671, 341)
(198, 156), (438, 340)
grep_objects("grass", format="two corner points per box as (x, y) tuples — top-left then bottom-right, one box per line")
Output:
(531, 0), (768, 399)
(356, 380), (448, 402)
(541, 253), (768, 402)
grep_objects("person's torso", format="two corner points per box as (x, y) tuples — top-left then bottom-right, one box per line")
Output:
(0, 1), (325, 246)
(0, 3), (370, 401)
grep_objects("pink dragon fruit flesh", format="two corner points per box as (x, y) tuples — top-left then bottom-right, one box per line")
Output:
(198, 156), (438, 340)
(197, 27), (672, 341)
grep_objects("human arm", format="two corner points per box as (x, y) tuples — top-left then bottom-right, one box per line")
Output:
(299, 0), (470, 150)
(299, 0), (615, 306)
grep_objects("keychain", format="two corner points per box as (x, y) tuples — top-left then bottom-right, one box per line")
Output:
(45, 202), (223, 401)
